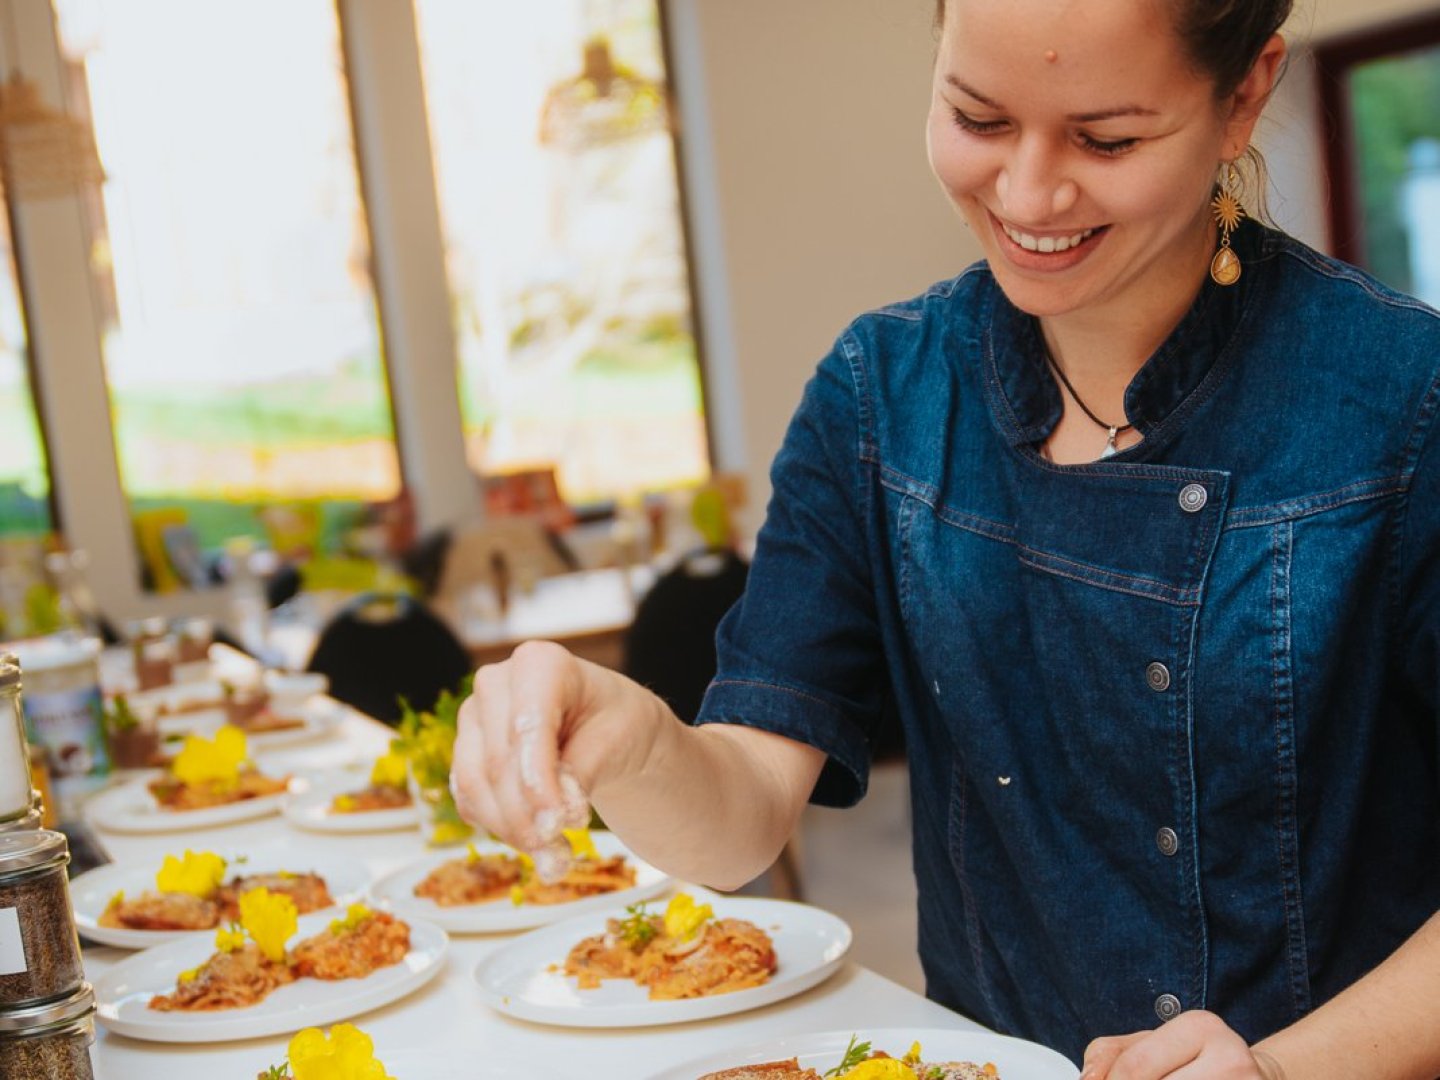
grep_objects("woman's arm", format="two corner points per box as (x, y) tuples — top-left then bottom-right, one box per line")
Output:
(1082, 911), (1440, 1079)
(449, 639), (827, 890)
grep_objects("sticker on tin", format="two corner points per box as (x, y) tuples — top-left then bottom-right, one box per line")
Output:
(0, 906), (26, 975)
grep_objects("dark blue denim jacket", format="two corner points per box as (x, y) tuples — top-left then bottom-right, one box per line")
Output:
(696, 221), (1440, 1064)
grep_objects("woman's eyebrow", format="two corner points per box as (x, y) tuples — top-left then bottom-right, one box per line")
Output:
(943, 74), (1160, 122)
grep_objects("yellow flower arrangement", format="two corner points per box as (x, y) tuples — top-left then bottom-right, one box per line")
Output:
(238, 887), (298, 963)
(155, 849), (228, 897)
(172, 725), (249, 787)
(368, 748), (407, 789)
(663, 893), (713, 940)
(276, 1023), (393, 1080)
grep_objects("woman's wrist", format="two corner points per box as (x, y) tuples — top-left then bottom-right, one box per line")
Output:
(1251, 1047), (1288, 1080)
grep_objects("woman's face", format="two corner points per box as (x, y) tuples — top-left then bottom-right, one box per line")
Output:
(927, 0), (1237, 321)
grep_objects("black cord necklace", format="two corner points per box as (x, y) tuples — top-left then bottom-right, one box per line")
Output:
(1043, 349), (1133, 459)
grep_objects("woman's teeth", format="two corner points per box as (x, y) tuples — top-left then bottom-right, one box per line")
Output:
(1002, 224), (1097, 253)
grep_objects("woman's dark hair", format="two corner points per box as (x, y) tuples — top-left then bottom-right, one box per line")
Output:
(932, 0), (1292, 100)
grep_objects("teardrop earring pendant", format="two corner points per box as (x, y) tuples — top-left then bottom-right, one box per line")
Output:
(1210, 163), (1245, 286)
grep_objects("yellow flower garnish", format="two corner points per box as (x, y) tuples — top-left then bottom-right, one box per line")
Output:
(328, 903), (373, 936)
(176, 965), (201, 984)
(464, 842), (482, 863)
(840, 1062), (917, 1080)
(215, 924), (245, 953)
(563, 827), (598, 861)
(663, 893), (714, 940)
(287, 1023), (394, 1080)
(155, 850), (228, 898)
(369, 749), (407, 789)
(902, 1042), (923, 1066)
(509, 883), (525, 906)
(332, 794), (356, 812)
(105, 889), (125, 910)
(238, 887), (298, 963)
(171, 725), (249, 787)
(430, 820), (474, 846)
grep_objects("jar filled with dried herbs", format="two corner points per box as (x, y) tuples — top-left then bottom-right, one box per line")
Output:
(0, 656), (33, 822)
(0, 982), (95, 1080)
(0, 830), (84, 1009)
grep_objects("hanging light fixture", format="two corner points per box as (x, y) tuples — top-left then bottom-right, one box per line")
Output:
(538, 30), (670, 152)
(0, 0), (105, 201)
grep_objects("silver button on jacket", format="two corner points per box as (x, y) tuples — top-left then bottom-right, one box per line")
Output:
(1145, 662), (1171, 692)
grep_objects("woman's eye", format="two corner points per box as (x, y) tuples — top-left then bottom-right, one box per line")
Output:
(1079, 133), (1139, 157)
(950, 107), (1007, 135)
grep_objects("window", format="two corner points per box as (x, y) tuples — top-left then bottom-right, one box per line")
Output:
(0, 199), (52, 538)
(414, 0), (709, 504)
(54, 0), (399, 560)
(1317, 14), (1440, 306)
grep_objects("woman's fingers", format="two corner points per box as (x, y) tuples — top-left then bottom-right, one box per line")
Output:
(1082, 1032), (1148, 1079)
(1087, 1012), (1268, 1080)
(451, 640), (588, 851)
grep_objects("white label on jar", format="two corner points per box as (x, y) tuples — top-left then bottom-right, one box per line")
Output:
(0, 906), (25, 975)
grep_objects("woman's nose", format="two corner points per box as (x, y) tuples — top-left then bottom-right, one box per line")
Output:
(996, 139), (1078, 222)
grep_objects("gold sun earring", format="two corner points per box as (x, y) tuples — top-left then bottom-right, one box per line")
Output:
(1210, 162), (1245, 286)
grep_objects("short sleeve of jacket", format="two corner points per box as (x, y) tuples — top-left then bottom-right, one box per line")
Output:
(695, 335), (888, 807)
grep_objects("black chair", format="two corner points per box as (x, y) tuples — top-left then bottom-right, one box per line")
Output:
(306, 593), (472, 724)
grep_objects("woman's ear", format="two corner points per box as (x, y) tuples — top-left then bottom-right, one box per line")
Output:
(1223, 33), (1288, 157)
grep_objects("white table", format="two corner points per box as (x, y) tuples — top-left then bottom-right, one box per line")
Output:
(79, 707), (982, 1080)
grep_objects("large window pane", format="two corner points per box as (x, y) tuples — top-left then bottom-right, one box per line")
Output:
(55, 0), (398, 566)
(0, 202), (51, 538)
(414, 0), (709, 503)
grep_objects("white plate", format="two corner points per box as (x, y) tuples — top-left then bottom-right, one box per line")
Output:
(94, 910), (448, 1043)
(473, 896), (851, 1027)
(134, 682), (342, 750)
(648, 1027), (1079, 1079)
(282, 771), (419, 834)
(71, 846), (372, 949)
(372, 832), (671, 933)
(82, 773), (294, 834)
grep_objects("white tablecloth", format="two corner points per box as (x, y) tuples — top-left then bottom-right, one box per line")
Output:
(80, 708), (980, 1080)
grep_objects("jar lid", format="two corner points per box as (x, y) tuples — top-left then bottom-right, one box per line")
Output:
(0, 983), (95, 1034)
(0, 654), (17, 690)
(0, 828), (67, 873)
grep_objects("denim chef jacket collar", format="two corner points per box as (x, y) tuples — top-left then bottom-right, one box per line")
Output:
(984, 221), (1260, 451)
(696, 218), (1440, 1066)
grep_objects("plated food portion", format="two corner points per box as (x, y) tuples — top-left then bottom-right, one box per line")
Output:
(372, 829), (670, 933)
(474, 895), (852, 1027)
(650, 1030), (1079, 1080)
(73, 847), (370, 948)
(84, 726), (296, 832)
(93, 906), (448, 1042)
(565, 893), (776, 1000)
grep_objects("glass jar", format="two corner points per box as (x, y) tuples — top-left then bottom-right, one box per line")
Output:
(0, 982), (96, 1080)
(0, 800), (41, 834)
(0, 830), (84, 1009)
(10, 638), (107, 818)
(0, 658), (33, 822)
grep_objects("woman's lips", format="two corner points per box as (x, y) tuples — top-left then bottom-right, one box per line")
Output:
(989, 212), (1108, 271)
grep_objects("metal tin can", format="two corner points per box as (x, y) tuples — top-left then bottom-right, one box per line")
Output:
(9, 639), (107, 817)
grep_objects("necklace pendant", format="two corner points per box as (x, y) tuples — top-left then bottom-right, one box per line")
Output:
(1101, 427), (1119, 459)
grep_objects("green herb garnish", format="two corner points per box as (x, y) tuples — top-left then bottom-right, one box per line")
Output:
(617, 901), (657, 949)
(824, 1034), (872, 1078)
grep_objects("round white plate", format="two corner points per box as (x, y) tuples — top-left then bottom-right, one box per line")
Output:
(372, 832), (671, 934)
(72, 846), (372, 949)
(283, 771), (419, 834)
(473, 896), (851, 1027)
(82, 773), (294, 834)
(94, 910), (448, 1043)
(134, 682), (341, 750)
(648, 1027), (1079, 1079)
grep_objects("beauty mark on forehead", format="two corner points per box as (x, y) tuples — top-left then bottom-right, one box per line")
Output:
(1043, 49), (1058, 63)
(943, 74), (1161, 123)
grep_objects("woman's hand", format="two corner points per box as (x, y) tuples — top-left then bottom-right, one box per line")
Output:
(449, 640), (667, 854)
(1082, 1012), (1287, 1080)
